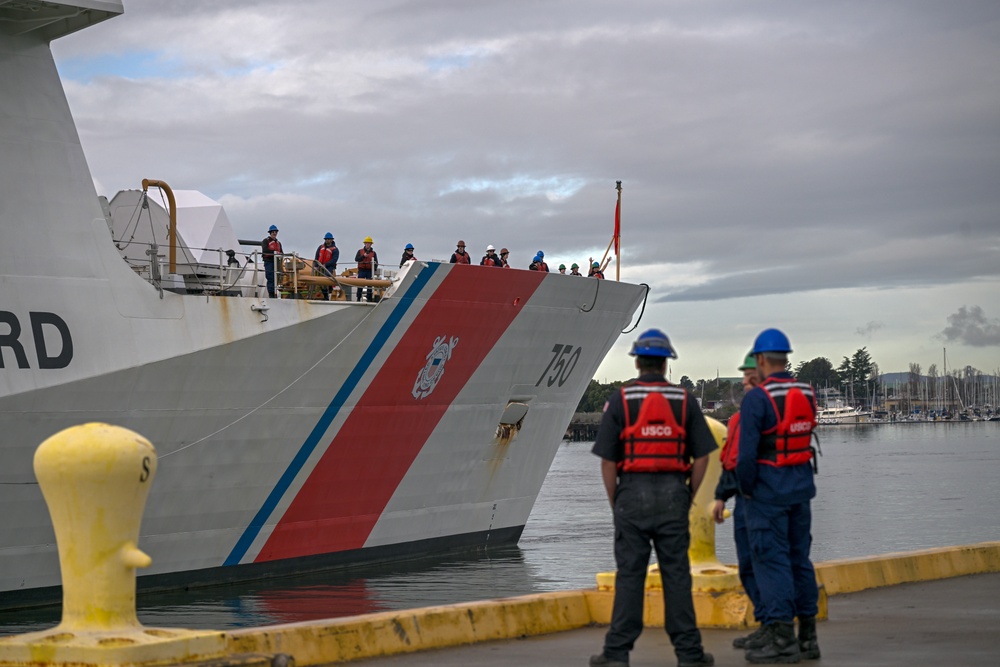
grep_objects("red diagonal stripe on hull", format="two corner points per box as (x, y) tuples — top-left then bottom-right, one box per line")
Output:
(256, 266), (545, 561)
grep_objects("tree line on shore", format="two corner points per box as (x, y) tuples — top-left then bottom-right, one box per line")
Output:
(576, 346), (998, 416)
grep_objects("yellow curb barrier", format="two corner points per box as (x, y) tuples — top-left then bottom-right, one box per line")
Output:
(814, 541), (1000, 595)
(584, 585), (826, 629)
(226, 591), (591, 664)
(226, 541), (1000, 666)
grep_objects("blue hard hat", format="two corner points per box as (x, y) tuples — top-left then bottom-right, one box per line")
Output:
(629, 328), (677, 358)
(268, 225), (279, 232)
(592, 261), (600, 268)
(750, 328), (792, 355)
(533, 254), (542, 262)
(324, 232), (334, 240)
(537, 250), (544, 257)
(405, 243), (414, 250)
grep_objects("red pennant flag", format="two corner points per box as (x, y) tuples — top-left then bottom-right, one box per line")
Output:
(613, 198), (621, 255)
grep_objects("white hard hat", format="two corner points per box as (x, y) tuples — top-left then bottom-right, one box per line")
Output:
(486, 244), (495, 251)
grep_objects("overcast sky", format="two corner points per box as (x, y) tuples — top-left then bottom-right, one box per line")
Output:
(53, 0), (999, 382)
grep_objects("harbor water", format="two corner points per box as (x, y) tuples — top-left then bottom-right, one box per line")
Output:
(1, 421), (997, 634)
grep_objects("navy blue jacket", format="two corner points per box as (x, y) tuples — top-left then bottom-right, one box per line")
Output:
(736, 371), (816, 505)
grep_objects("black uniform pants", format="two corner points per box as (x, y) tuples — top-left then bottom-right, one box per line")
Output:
(604, 473), (703, 662)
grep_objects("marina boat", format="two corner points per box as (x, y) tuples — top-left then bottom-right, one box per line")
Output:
(0, 1), (646, 606)
(816, 403), (870, 425)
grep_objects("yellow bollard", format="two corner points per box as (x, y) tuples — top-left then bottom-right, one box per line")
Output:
(686, 417), (742, 591)
(0, 423), (229, 667)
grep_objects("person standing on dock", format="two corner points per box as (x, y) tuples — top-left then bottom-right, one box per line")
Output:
(713, 353), (764, 651)
(261, 224), (283, 298)
(450, 240), (471, 264)
(737, 328), (821, 663)
(355, 236), (378, 302)
(590, 329), (716, 667)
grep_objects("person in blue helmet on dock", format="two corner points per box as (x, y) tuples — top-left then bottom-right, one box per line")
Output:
(260, 224), (283, 298)
(712, 352), (764, 652)
(737, 328), (821, 663)
(590, 329), (716, 667)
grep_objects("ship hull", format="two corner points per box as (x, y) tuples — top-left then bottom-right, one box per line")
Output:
(0, 263), (644, 604)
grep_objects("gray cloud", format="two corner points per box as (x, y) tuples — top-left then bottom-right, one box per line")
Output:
(941, 306), (1000, 347)
(856, 321), (885, 339)
(53, 1), (1000, 295)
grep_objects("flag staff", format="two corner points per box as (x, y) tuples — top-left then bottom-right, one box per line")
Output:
(615, 180), (622, 281)
(598, 181), (622, 280)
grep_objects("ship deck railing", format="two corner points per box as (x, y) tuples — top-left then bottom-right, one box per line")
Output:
(117, 241), (396, 302)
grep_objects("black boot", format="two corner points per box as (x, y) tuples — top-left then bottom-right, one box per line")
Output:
(589, 653), (628, 667)
(745, 621), (801, 664)
(734, 624), (769, 649)
(797, 616), (820, 660)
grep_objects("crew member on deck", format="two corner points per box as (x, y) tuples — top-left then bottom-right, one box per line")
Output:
(261, 224), (283, 298)
(737, 328), (821, 663)
(590, 328), (715, 667)
(314, 232), (339, 299)
(355, 236), (378, 302)
(450, 240), (471, 264)
(558, 264), (567, 274)
(589, 261), (605, 279)
(499, 247), (511, 268)
(529, 252), (549, 272)
(481, 245), (502, 266)
(570, 262), (582, 276)
(400, 243), (416, 268)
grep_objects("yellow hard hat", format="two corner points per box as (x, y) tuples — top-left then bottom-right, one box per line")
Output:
(363, 236), (373, 243)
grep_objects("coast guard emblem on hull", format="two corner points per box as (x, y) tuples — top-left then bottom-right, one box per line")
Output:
(412, 335), (459, 399)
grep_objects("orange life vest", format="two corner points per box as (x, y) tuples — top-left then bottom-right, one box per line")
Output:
(757, 378), (817, 468)
(721, 411), (741, 471)
(318, 246), (334, 264)
(357, 249), (375, 271)
(618, 382), (690, 473)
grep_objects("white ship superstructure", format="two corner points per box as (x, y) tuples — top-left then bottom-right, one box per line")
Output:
(0, 1), (646, 606)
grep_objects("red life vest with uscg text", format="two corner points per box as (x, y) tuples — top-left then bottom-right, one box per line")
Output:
(618, 382), (690, 473)
(757, 378), (817, 467)
(721, 411), (741, 471)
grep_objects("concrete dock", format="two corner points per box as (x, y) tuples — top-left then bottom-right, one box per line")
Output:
(350, 572), (1000, 666)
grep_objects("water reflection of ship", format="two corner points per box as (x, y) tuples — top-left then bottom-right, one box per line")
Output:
(0, 547), (540, 633)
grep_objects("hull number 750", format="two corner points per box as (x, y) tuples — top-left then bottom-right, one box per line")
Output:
(535, 344), (582, 387)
